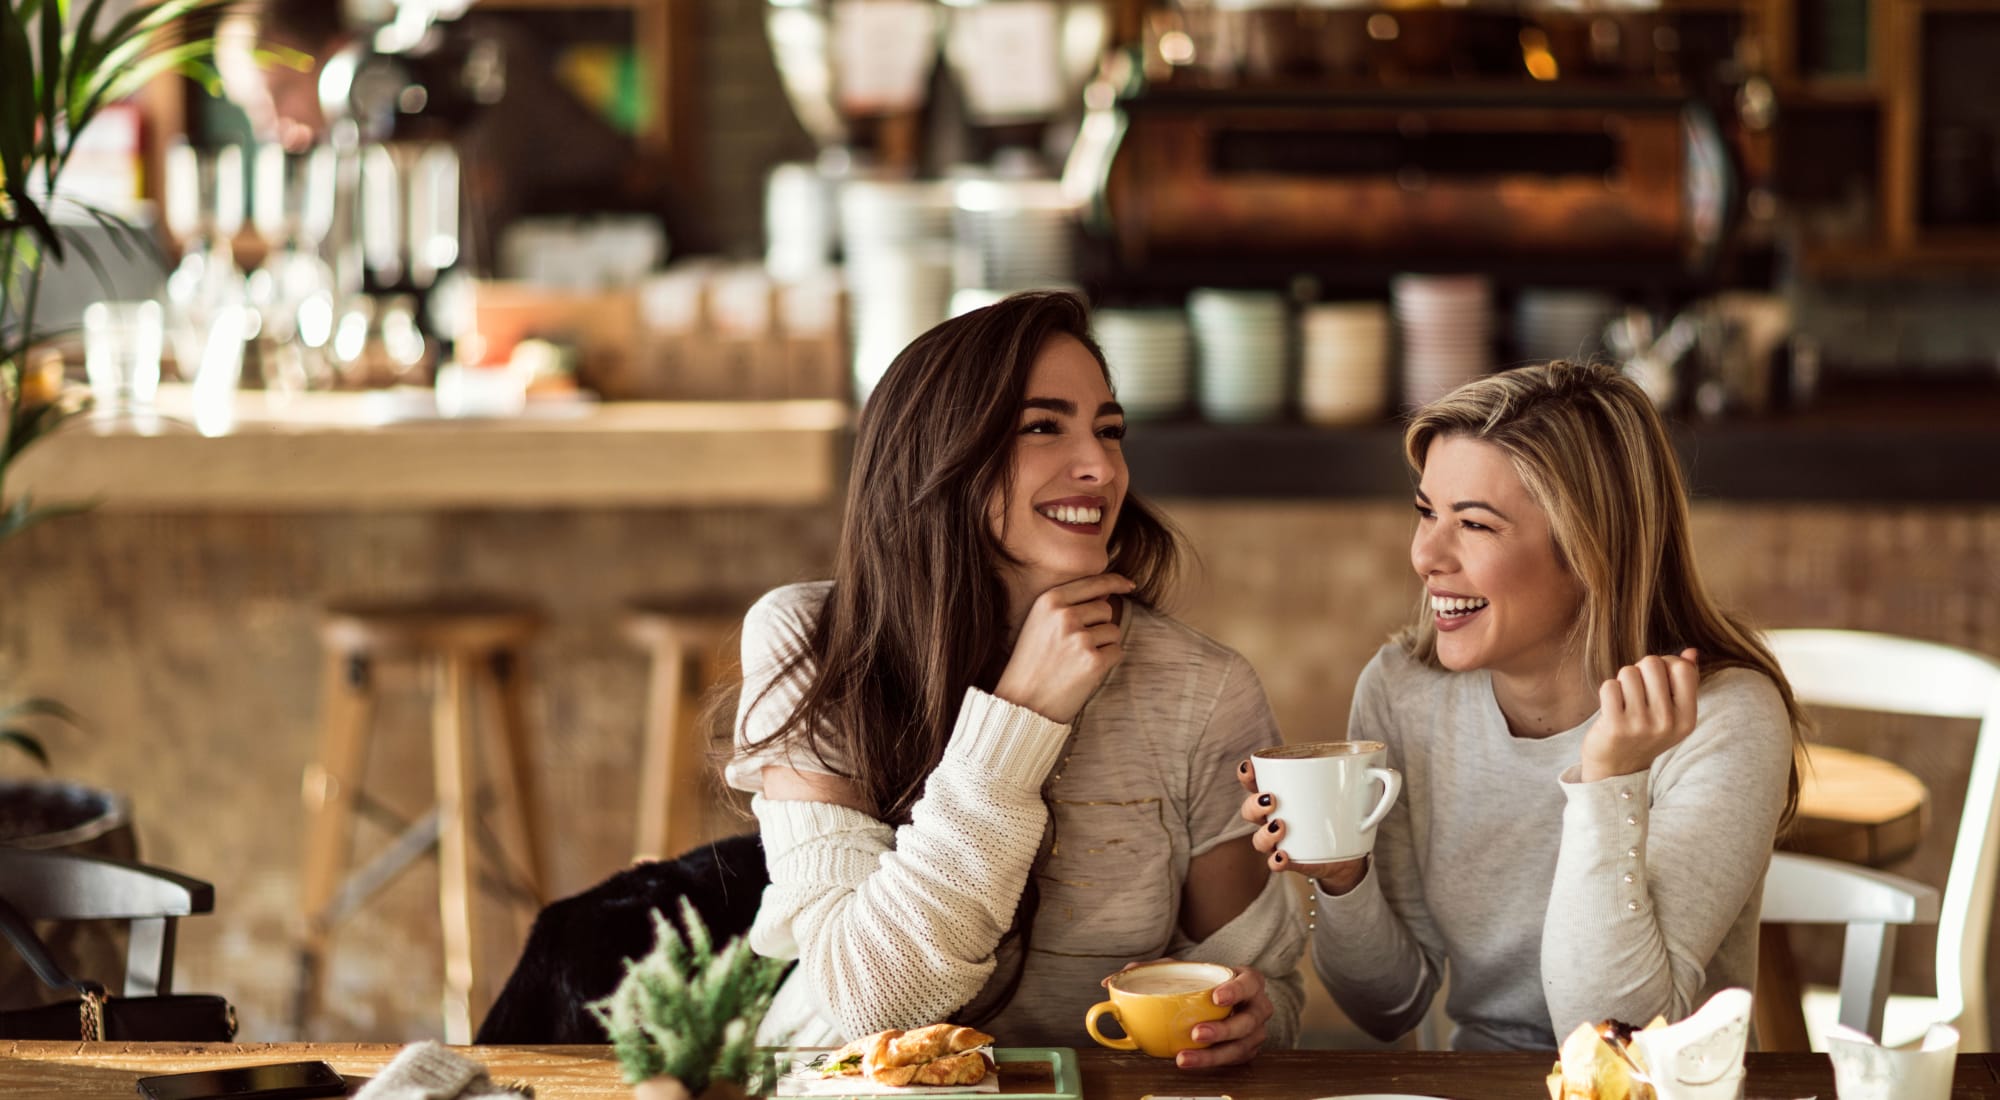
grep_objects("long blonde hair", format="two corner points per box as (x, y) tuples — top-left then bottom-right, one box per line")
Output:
(1398, 360), (1805, 823)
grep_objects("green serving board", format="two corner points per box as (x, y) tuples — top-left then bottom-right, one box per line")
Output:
(770, 1046), (1083, 1099)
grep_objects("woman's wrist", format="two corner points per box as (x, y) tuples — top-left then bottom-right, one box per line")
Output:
(1313, 857), (1370, 898)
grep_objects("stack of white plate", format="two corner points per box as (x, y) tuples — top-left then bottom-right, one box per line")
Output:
(1513, 288), (1618, 365)
(841, 179), (956, 400)
(1092, 308), (1191, 420)
(1393, 274), (1494, 408)
(1298, 301), (1391, 426)
(952, 179), (1077, 293)
(1188, 289), (1289, 423)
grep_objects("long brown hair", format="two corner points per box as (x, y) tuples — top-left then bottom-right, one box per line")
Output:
(745, 290), (1181, 825)
(1398, 360), (1807, 824)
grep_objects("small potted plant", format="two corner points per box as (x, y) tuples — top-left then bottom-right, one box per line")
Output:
(591, 899), (792, 1100)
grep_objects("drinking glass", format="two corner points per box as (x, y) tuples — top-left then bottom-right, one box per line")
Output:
(82, 300), (165, 420)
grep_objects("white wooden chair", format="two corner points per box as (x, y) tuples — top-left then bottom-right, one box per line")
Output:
(1760, 629), (2000, 1052)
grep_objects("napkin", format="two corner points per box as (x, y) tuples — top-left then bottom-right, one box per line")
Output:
(1627, 988), (1753, 1100)
(1825, 1023), (1959, 1100)
(353, 1041), (534, 1100)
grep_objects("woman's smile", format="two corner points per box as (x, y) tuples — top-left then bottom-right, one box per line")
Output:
(1035, 495), (1108, 535)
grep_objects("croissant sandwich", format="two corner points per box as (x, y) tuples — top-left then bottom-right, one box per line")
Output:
(818, 1023), (995, 1087)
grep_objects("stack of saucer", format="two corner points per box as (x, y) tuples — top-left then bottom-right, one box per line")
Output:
(952, 179), (1077, 294)
(1092, 308), (1191, 420)
(1392, 274), (1494, 408)
(1188, 289), (1289, 423)
(1298, 301), (1390, 426)
(841, 179), (955, 400)
(1513, 288), (1618, 365)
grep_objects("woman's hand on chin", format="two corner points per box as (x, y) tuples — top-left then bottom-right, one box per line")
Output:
(1235, 759), (1370, 894)
(1175, 964), (1275, 1069)
(1580, 648), (1701, 781)
(994, 573), (1134, 724)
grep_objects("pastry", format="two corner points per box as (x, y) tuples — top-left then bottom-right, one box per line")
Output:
(1547, 1017), (1666, 1100)
(869, 1050), (991, 1088)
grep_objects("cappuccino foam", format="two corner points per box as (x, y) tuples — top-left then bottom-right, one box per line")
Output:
(1117, 973), (1218, 996)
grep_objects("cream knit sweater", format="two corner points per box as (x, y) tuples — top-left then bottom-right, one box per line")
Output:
(725, 582), (1306, 1049)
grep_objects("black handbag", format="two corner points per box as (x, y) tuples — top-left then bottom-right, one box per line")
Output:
(0, 895), (237, 1041)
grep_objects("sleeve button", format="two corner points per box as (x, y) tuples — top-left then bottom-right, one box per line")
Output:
(1623, 872), (1636, 884)
(1627, 900), (1640, 912)
(1627, 847), (1640, 858)
(1620, 788), (1633, 800)
(1625, 814), (1639, 826)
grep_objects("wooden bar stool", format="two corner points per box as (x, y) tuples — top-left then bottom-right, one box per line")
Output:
(621, 597), (751, 864)
(297, 596), (548, 1044)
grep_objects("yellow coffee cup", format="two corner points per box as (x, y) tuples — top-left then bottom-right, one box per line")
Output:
(1085, 961), (1235, 1058)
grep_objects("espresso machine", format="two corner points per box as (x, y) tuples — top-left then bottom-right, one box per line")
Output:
(1065, 1), (1771, 278)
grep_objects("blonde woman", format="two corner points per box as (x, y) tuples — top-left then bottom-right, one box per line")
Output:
(1241, 360), (1806, 1051)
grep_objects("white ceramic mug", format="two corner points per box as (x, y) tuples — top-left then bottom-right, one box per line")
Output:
(1252, 740), (1402, 863)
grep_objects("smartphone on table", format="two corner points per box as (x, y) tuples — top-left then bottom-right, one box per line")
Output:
(135, 1060), (347, 1100)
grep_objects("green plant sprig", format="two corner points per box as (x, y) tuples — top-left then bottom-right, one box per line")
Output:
(590, 899), (791, 1095)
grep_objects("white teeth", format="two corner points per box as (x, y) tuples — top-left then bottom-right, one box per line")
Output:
(1040, 505), (1102, 525)
(1430, 595), (1490, 614)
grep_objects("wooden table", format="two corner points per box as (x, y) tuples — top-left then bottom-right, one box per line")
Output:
(1758, 744), (1933, 1050)
(2, 1044), (1997, 1099)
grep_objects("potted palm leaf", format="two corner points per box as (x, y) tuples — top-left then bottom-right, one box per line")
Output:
(591, 899), (791, 1100)
(2, 1), (230, 848)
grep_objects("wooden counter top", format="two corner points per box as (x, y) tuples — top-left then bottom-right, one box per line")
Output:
(7, 387), (852, 510)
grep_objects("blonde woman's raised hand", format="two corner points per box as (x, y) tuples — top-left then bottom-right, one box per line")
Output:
(1580, 648), (1701, 782)
(995, 573), (1135, 724)
(1234, 759), (1371, 896)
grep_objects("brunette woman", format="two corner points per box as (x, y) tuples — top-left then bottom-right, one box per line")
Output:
(729, 292), (1303, 1065)
(1243, 360), (1805, 1050)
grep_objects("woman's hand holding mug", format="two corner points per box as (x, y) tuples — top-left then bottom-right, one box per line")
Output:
(1237, 753), (1395, 896)
(995, 573), (1134, 724)
(1088, 960), (1273, 1068)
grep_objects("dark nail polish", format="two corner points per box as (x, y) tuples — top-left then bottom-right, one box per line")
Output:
(1273, 851), (1287, 865)
(1257, 793), (1272, 807)
(1266, 821), (1279, 833)
(1237, 761), (1249, 774)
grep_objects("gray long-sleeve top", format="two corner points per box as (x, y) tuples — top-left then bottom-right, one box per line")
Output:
(1313, 644), (1794, 1051)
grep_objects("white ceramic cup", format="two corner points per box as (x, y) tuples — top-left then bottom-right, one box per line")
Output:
(1252, 740), (1402, 862)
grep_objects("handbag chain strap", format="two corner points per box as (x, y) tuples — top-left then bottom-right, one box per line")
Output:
(79, 987), (106, 1042)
